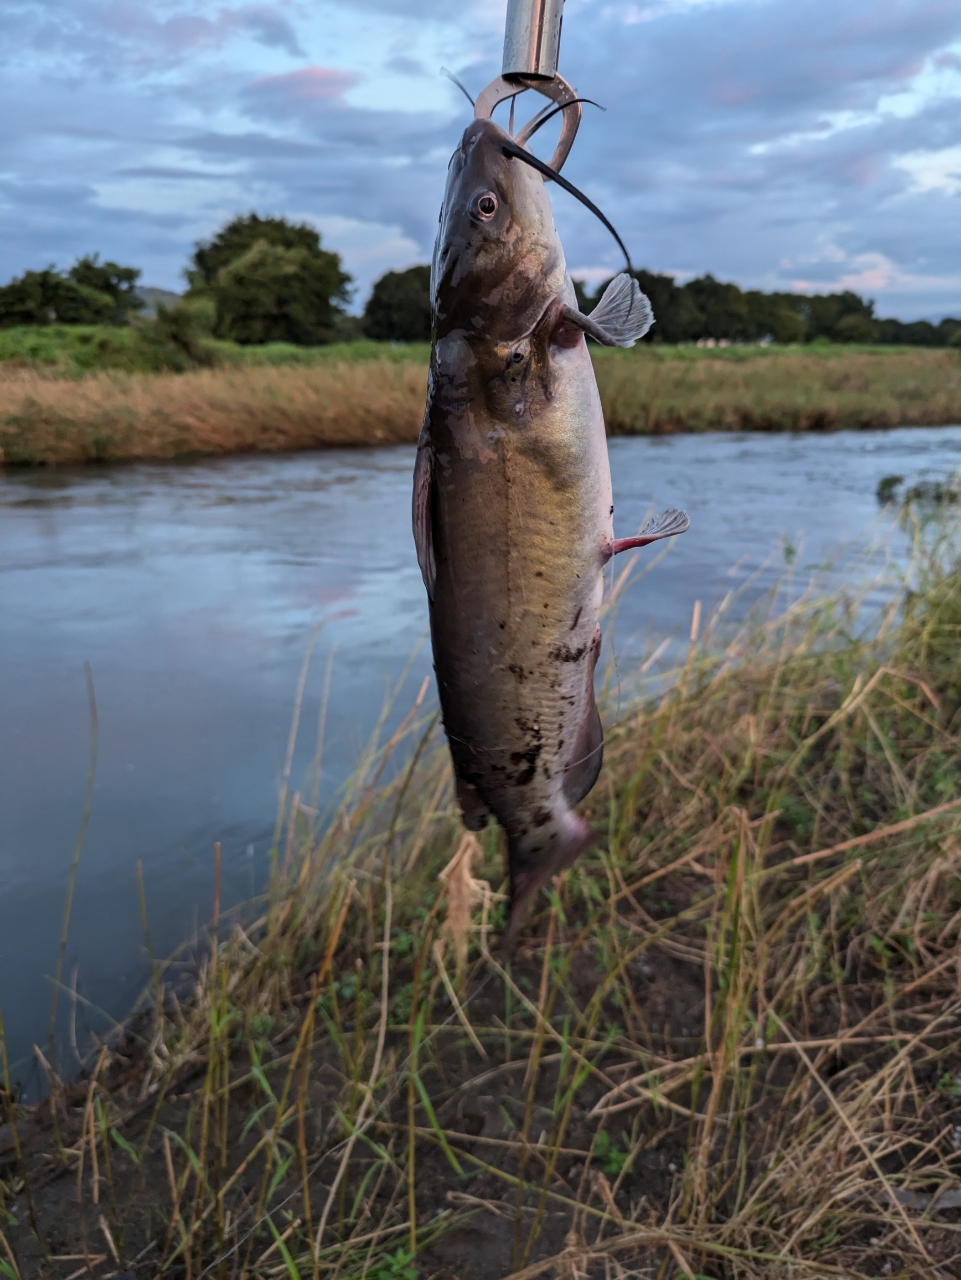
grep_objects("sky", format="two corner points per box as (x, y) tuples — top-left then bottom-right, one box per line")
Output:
(2, 0), (960, 319)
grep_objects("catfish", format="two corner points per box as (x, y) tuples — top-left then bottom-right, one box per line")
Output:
(414, 116), (689, 948)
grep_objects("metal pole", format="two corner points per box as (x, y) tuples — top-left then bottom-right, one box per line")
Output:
(502, 0), (565, 80)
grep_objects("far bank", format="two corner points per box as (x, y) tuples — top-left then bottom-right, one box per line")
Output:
(2, 342), (960, 466)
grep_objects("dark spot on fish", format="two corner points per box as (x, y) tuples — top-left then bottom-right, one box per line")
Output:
(508, 663), (526, 682)
(550, 643), (588, 663)
(533, 808), (551, 828)
(510, 742), (541, 786)
(535, 571), (543, 578)
(570, 606), (582, 631)
(499, 621), (506, 629)
(610, 504), (614, 515)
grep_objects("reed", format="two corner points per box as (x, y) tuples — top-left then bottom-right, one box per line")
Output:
(0, 359), (428, 466)
(593, 343), (961, 434)
(2, 345), (960, 466)
(3, 513), (961, 1279)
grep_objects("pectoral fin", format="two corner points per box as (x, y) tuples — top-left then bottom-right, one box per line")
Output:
(412, 434), (436, 598)
(562, 273), (654, 348)
(603, 507), (690, 562)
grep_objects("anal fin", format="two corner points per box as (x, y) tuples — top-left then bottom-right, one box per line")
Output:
(604, 507), (690, 562)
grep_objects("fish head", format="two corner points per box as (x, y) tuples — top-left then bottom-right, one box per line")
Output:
(432, 117), (568, 342)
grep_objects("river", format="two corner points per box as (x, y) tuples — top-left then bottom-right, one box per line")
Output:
(3, 425), (960, 1094)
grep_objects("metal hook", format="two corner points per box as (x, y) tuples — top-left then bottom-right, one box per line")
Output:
(474, 73), (582, 174)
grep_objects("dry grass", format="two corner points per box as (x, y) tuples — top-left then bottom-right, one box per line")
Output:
(594, 345), (961, 434)
(3, 515), (961, 1280)
(0, 360), (428, 466)
(2, 345), (960, 466)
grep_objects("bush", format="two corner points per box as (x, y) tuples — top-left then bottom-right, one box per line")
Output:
(137, 297), (220, 370)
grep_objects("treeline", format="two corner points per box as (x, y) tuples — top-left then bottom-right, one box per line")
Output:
(0, 256), (144, 327)
(0, 216), (353, 350)
(574, 272), (961, 348)
(2, 213), (959, 349)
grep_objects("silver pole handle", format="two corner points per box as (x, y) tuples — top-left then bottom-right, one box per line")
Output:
(502, 0), (565, 80)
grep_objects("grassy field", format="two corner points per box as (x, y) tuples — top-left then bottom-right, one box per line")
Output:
(1, 337), (960, 465)
(4, 514), (961, 1277)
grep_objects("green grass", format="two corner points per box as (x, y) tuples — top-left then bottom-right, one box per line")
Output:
(0, 324), (428, 376)
(0, 320), (943, 379)
(4, 512), (961, 1277)
(222, 338), (430, 369)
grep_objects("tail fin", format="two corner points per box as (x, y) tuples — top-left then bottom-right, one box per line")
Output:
(502, 808), (595, 952)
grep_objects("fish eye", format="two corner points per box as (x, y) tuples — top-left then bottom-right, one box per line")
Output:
(470, 190), (499, 221)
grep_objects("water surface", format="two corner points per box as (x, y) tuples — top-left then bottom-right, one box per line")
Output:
(3, 426), (960, 1092)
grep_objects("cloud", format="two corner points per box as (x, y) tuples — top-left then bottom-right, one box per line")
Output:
(249, 65), (358, 105)
(1, 0), (960, 315)
(895, 144), (961, 196)
(3, 0), (306, 69)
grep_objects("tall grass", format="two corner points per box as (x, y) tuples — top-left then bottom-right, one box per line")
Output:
(594, 344), (961, 434)
(2, 346), (960, 466)
(0, 360), (427, 465)
(3, 515), (961, 1278)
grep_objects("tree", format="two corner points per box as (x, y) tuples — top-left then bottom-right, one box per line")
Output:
(190, 213), (329, 286)
(743, 292), (806, 344)
(798, 291), (876, 342)
(0, 258), (143, 328)
(363, 266), (431, 341)
(211, 241), (348, 345)
(632, 270), (702, 343)
(67, 255), (143, 324)
(190, 214), (351, 345)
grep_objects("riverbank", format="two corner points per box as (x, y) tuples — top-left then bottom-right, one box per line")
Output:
(2, 343), (960, 465)
(4, 523), (961, 1277)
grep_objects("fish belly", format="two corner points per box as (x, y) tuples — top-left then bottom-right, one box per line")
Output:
(429, 339), (611, 926)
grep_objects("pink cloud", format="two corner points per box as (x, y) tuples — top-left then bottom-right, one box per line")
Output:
(251, 66), (357, 102)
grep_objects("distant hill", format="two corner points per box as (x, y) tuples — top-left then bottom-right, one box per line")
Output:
(136, 286), (181, 317)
